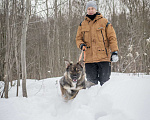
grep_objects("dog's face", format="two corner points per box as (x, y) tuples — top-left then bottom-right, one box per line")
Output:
(65, 61), (84, 83)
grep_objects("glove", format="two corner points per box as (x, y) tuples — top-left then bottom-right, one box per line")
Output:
(80, 44), (87, 51)
(111, 51), (119, 62)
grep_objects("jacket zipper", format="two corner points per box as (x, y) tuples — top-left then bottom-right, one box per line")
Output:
(101, 30), (108, 56)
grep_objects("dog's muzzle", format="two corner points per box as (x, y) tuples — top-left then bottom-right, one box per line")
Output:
(73, 79), (78, 82)
(71, 74), (79, 83)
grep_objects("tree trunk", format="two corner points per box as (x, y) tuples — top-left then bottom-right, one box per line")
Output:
(53, 0), (58, 77)
(4, 0), (11, 98)
(13, 0), (20, 97)
(21, 0), (30, 97)
(68, 0), (72, 61)
(46, 0), (52, 77)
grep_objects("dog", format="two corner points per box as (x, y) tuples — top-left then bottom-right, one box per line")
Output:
(59, 60), (86, 100)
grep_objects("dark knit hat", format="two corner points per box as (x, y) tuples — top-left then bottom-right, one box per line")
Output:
(86, 1), (97, 10)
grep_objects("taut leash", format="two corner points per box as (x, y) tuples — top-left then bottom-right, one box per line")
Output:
(79, 50), (85, 62)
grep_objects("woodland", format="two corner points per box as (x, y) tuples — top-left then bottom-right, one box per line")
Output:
(0, 0), (149, 97)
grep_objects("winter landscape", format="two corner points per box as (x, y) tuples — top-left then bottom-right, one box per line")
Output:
(0, 73), (150, 120)
(0, 0), (150, 120)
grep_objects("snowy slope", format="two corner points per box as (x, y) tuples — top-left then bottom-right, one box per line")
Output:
(0, 73), (150, 120)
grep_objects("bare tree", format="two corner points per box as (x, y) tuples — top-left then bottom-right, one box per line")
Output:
(21, 0), (30, 97)
(68, 0), (72, 61)
(46, 0), (51, 77)
(3, 0), (10, 98)
(12, 0), (21, 97)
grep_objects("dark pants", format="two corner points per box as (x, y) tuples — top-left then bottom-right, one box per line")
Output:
(85, 62), (111, 86)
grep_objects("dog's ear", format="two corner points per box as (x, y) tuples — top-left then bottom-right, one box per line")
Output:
(78, 60), (84, 67)
(65, 60), (70, 68)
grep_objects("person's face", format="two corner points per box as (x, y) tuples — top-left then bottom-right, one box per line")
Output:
(87, 7), (97, 15)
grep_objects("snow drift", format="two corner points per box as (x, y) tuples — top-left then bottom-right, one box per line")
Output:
(0, 73), (150, 120)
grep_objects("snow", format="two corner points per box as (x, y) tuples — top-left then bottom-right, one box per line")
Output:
(0, 73), (150, 120)
(146, 38), (150, 43)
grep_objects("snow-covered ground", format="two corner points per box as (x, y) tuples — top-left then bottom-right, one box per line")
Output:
(0, 73), (150, 120)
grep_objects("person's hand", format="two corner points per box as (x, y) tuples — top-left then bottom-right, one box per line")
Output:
(82, 46), (87, 51)
(111, 51), (119, 62)
(80, 44), (87, 51)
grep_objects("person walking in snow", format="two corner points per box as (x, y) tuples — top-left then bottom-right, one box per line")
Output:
(76, 1), (119, 86)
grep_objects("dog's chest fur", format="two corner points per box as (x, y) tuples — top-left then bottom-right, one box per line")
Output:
(71, 82), (77, 89)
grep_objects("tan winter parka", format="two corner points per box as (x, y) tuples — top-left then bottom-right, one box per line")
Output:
(76, 13), (119, 63)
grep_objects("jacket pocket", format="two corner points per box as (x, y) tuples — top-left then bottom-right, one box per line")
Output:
(81, 26), (90, 42)
(96, 27), (107, 41)
(96, 27), (108, 56)
(96, 27), (103, 42)
(97, 47), (107, 59)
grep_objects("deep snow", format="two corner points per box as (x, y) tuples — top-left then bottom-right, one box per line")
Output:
(0, 73), (150, 120)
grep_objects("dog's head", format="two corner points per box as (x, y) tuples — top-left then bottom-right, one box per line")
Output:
(64, 60), (84, 83)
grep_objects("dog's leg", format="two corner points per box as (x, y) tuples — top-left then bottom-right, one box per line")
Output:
(70, 86), (83, 90)
(60, 84), (65, 96)
(70, 90), (79, 99)
(63, 86), (72, 94)
(60, 84), (70, 100)
(76, 86), (84, 90)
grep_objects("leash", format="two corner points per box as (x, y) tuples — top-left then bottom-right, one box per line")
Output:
(79, 50), (85, 62)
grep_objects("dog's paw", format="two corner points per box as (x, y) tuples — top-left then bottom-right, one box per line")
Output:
(76, 86), (84, 90)
(66, 89), (72, 94)
(63, 86), (70, 90)
(63, 86), (72, 93)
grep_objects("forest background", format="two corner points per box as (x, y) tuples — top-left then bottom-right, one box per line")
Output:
(0, 0), (150, 97)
